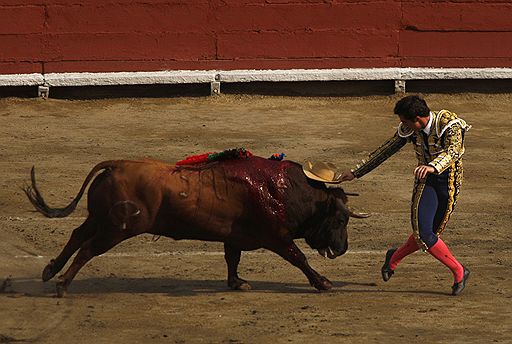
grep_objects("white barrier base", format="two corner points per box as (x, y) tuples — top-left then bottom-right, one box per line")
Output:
(2, 68), (512, 96)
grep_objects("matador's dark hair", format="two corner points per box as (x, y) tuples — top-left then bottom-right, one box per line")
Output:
(394, 95), (430, 120)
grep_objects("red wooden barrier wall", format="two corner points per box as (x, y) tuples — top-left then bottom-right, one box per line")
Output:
(1, 0), (511, 75)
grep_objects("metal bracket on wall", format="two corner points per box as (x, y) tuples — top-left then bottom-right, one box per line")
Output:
(210, 74), (221, 95)
(394, 80), (406, 94)
(38, 85), (50, 99)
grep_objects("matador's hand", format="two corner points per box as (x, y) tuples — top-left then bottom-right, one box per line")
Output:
(336, 170), (356, 182)
(414, 165), (435, 179)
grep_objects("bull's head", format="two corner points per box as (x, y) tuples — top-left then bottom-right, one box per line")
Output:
(304, 187), (369, 259)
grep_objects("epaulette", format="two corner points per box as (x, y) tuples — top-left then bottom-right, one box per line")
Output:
(435, 110), (471, 137)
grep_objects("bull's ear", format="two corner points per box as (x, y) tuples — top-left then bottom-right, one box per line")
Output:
(327, 184), (359, 197)
(327, 185), (343, 194)
(329, 187), (348, 203)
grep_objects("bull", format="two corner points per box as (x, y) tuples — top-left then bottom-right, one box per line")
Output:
(24, 156), (367, 297)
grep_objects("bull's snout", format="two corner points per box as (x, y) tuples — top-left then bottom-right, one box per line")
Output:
(317, 239), (348, 259)
(337, 238), (348, 256)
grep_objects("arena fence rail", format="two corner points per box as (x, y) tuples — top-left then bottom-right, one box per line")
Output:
(2, 67), (512, 98)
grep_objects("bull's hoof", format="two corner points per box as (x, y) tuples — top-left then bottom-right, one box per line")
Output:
(312, 276), (333, 291)
(42, 259), (57, 282)
(55, 277), (67, 298)
(228, 278), (252, 291)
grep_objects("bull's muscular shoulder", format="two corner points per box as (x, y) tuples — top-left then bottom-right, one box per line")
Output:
(279, 161), (335, 223)
(222, 157), (329, 218)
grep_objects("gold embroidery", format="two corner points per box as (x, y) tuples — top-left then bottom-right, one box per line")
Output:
(351, 134), (407, 178)
(436, 160), (463, 236)
(411, 180), (429, 250)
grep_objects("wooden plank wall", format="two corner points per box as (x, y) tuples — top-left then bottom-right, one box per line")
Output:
(1, 0), (511, 74)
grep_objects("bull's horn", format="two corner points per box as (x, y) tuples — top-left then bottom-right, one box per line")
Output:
(337, 199), (370, 218)
(349, 211), (370, 219)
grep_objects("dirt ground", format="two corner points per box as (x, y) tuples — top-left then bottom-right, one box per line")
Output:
(1, 93), (511, 343)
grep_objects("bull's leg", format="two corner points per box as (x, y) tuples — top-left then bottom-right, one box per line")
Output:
(55, 230), (134, 297)
(224, 243), (251, 291)
(42, 217), (97, 282)
(270, 240), (333, 291)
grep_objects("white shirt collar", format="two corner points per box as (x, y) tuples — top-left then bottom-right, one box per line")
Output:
(422, 112), (434, 135)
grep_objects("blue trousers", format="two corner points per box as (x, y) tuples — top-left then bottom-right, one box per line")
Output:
(411, 167), (462, 249)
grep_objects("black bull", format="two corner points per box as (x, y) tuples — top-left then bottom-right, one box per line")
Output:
(24, 156), (368, 297)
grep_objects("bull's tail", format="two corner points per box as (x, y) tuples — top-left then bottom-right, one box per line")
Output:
(23, 161), (117, 218)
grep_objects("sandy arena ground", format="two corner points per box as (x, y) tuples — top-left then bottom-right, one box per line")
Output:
(0, 93), (511, 343)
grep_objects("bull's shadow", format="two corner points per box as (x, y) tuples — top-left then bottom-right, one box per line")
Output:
(3, 277), (382, 298)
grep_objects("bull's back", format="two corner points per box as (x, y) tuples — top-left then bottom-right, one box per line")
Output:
(88, 158), (320, 241)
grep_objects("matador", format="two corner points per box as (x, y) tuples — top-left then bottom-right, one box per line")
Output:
(339, 95), (471, 296)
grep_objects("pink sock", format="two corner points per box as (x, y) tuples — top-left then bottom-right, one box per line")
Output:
(427, 238), (464, 283)
(390, 235), (420, 270)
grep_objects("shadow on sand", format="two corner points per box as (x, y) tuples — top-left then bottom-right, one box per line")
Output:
(1, 276), (448, 298)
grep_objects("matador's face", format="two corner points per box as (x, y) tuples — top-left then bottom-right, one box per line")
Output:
(399, 115), (425, 132)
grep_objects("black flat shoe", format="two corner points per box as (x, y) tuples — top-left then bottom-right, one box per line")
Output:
(452, 266), (470, 296)
(381, 248), (397, 282)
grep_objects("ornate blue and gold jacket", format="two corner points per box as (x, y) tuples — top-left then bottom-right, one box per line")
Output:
(351, 110), (471, 178)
